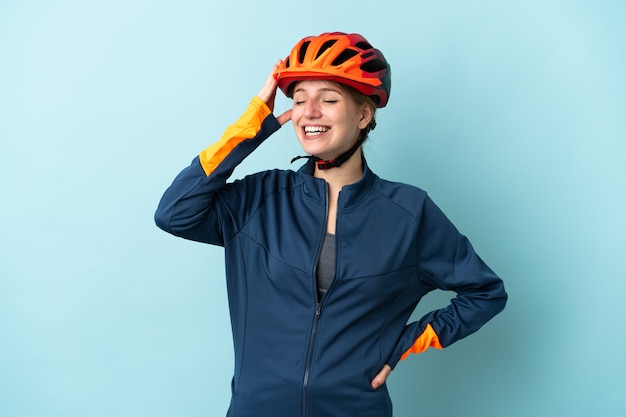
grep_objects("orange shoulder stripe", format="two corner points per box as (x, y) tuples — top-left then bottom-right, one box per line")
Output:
(400, 323), (443, 361)
(199, 96), (272, 176)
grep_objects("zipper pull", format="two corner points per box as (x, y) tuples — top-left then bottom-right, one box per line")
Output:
(315, 304), (322, 318)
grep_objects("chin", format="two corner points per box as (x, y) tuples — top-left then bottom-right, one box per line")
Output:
(301, 146), (331, 159)
(297, 141), (323, 156)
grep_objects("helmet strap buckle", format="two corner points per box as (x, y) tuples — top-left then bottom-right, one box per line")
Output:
(315, 159), (338, 170)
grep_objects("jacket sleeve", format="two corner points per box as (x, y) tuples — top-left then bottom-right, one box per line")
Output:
(386, 196), (508, 368)
(154, 97), (281, 245)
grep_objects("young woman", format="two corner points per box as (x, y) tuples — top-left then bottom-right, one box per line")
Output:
(155, 32), (507, 417)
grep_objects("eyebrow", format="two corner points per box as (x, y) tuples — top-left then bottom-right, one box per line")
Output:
(293, 87), (343, 95)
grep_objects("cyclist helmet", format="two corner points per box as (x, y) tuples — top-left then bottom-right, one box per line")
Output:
(274, 32), (391, 108)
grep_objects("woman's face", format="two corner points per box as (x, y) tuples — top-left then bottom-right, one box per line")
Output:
(291, 80), (372, 161)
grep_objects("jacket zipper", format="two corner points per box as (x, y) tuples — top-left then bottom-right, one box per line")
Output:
(301, 303), (322, 417)
(301, 181), (329, 417)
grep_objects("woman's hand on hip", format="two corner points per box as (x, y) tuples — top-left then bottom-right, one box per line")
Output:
(371, 364), (392, 389)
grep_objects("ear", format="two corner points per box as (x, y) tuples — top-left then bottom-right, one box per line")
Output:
(358, 104), (374, 130)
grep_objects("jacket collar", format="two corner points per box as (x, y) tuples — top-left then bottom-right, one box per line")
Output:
(297, 156), (377, 208)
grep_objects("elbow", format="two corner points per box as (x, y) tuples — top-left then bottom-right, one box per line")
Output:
(490, 280), (508, 316)
(154, 206), (172, 233)
(473, 277), (508, 318)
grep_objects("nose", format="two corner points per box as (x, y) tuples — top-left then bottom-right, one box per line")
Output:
(303, 99), (321, 119)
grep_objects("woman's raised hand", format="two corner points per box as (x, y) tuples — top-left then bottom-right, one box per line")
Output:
(257, 60), (292, 126)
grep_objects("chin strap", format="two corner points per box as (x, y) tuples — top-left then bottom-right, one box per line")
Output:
(291, 135), (365, 170)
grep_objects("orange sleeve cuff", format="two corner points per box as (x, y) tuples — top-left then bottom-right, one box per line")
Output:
(199, 96), (272, 176)
(400, 323), (443, 361)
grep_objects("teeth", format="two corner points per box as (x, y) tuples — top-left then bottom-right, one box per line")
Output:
(304, 126), (330, 135)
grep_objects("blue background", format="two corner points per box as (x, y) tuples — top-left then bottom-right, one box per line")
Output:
(1, 1), (625, 416)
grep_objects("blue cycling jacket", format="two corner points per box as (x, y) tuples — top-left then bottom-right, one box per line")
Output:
(155, 97), (507, 417)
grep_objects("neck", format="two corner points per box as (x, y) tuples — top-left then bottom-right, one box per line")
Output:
(315, 147), (364, 235)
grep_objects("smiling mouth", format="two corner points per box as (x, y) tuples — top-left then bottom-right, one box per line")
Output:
(304, 126), (331, 136)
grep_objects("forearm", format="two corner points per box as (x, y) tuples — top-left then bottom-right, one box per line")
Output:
(154, 97), (281, 244)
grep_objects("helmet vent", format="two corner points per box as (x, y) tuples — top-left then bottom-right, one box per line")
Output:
(361, 58), (387, 74)
(355, 41), (373, 50)
(316, 40), (338, 59)
(284, 57), (291, 68)
(331, 49), (359, 66)
(299, 41), (311, 64)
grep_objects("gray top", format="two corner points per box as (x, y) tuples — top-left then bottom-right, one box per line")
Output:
(316, 233), (336, 301)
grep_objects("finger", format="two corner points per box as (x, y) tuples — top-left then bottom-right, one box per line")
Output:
(371, 365), (392, 389)
(276, 109), (292, 126)
(257, 60), (282, 105)
(370, 365), (392, 390)
(257, 80), (277, 108)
